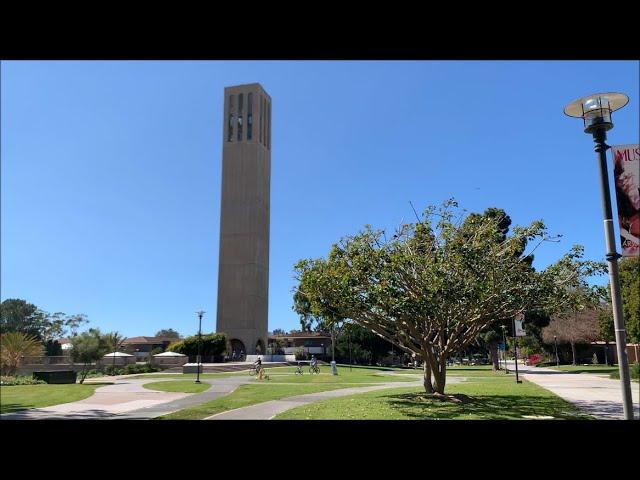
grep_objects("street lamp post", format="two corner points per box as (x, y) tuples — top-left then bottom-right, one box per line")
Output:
(331, 327), (338, 375)
(195, 310), (205, 384)
(554, 335), (559, 367)
(348, 330), (352, 372)
(564, 92), (635, 420)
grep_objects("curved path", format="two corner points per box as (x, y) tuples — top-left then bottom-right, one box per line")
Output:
(1, 376), (253, 420)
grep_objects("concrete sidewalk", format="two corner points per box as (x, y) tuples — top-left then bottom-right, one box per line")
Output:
(0, 376), (252, 420)
(513, 361), (639, 420)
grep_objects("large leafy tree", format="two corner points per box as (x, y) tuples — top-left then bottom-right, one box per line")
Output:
(167, 333), (227, 358)
(543, 307), (600, 365)
(619, 257), (639, 363)
(294, 200), (606, 395)
(0, 299), (88, 342)
(69, 328), (110, 383)
(155, 329), (181, 339)
(597, 257), (640, 364)
(0, 299), (45, 338)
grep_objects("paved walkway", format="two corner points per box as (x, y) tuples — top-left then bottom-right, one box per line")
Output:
(1, 376), (253, 420)
(513, 361), (639, 420)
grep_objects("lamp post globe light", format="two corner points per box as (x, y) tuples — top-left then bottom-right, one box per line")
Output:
(195, 310), (205, 384)
(564, 92), (635, 420)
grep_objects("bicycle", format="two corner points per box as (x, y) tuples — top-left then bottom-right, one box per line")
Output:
(249, 365), (262, 376)
(309, 364), (320, 374)
(294, 365), (304, 375)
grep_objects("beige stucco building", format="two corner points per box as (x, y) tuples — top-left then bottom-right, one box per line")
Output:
(216, 83), (271, 358)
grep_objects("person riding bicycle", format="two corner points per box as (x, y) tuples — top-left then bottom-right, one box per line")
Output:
(310, 355), (318, 372)
(295, 360), (303, 374)
(254, 356), (262, 373)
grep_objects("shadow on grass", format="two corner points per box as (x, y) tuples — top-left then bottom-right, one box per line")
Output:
(385, 392), (589, 420)
(1, 403), (31, 414)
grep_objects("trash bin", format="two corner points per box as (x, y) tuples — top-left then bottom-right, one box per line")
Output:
(331, 361), (338, 375)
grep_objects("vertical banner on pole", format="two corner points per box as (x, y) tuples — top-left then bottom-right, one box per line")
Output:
(514, 319), (526, 337)
(611, 144), (640, 257)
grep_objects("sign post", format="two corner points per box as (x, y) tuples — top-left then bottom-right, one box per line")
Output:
(513, 315), (525, 384)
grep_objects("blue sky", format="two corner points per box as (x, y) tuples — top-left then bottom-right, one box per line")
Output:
(1, 61), (638, 337)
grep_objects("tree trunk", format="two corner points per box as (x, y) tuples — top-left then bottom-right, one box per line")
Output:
(490, 344), (500, 371)
(432, 359), (447, 395)
(423, 360), (434, 394)
(570, 342), (577, 366)
(79, 363), (88, 384)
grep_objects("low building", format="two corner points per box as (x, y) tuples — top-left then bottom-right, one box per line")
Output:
(102, 351), (136, 366)
(268, 331), (332, 356)
(121, 336), (176, 361)
(152, 351), (188, 368)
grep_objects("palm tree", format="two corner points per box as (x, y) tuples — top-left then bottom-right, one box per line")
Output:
(0, 332), (43, 376)
(104, 331), (126, 374)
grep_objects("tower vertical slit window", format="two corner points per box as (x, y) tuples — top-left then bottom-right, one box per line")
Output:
(227, 95), (235, 142)
(247, 92), (253, 140)
(260, 96), (264, 144)
(266, 102), (271, 149)
(237, 93), (244, 141)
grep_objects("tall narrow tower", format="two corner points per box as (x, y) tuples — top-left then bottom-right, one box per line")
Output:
(216, 83), (271, 357)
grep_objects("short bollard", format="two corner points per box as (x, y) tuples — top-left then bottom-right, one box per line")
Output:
(331, 361), (338, 375)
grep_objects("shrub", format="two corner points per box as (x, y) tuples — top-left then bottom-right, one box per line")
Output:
(82, 369), (108, 378)
(527, 354), (544, 366)
(609, 363), (640, 381)
(535, 361), (558, 367)
(122, 363), (159, 375)
(167, 333), (227, 357)
(103, 365), (124, 376)
(294, 348), (308, 360)
(0, 375), (46, 386)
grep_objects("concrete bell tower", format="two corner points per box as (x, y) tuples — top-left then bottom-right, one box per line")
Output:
(216, 83), (271, 358)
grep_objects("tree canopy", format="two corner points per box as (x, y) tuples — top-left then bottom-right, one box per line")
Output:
(69, 328), (111, 383)
(294, 200), (606, 394)
(0, 299), (88, 341)
(167, 332), (227, 358)
(155, 328), (181, 339)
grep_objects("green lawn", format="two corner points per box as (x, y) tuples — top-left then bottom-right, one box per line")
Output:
(0, 383), (107, 414)
(142, 381), (211, 393)
(129, 372), (248, 380)
(275, 374), (591, 420)
(158, 383), (359, 420)
(263, 365), (416, 384)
